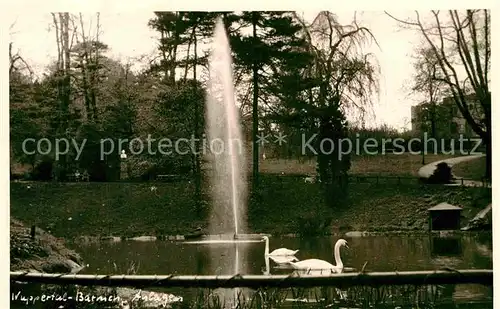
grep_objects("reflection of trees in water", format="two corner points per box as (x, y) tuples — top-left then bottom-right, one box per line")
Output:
(296, 236), (333, 262)
(429, 234), (493, 271)
(327, 235), (492, 272)
(430, 236), (463, 269)
(464, 234), (493, 263)
(474, 233), (493, 246)
(345, 236), (431, 271)
(195, 248), (210, 274)
(459, 235), (493, 268)
(430, 236), (463, 257)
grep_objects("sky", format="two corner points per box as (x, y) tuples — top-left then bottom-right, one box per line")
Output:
(7, 10), (442, 131)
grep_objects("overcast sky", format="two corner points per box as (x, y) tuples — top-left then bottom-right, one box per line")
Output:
(5, 3), (494, 131)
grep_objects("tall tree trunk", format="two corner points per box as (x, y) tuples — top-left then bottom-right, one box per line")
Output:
(484, 93), (491, 180)
(430, 100), (436, 152)
(183, 31), (193, 80)
(251, 12), (259, 190)
(60, 12), (71, 128)
(78, 14), (92, 122)
(90, 67), (98, 121)
(55, 12), (71, 179)
(80, 57), (92, 121)
(169, 12), (181, 85)
(316, 82), (328, 183)
(90, 13), (101, 122)
(193, 28), (202, 213)
(160, 30), (169, 79)
(485, 133), (491, 180)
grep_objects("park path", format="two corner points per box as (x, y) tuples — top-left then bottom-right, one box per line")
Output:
(417, 154), (490, 188)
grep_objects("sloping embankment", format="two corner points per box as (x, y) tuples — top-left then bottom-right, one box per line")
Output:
(10, 218), (84, 273)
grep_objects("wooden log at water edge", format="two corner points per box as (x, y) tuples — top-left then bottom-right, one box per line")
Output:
(10, 269), (492, 289)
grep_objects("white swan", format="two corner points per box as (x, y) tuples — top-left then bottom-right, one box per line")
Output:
(268, 255), (299, 264)
(263, 256), (271, 275)
(263, 256), (299, 275)
(263, 236), (298, 257)
(288, 239), (348, 274)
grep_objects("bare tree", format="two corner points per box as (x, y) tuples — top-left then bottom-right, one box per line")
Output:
(386, 10), (491, 178)
(50, 12), (76, 179)
(291, 11), (380, 207)
(73, 13), (104, 122)
(410, 45), (446, 139)
(294, 11), (380, 123)
(51, 12), (74, 119)
(9, 25), (36, 176)
(9, 43), (34, 78)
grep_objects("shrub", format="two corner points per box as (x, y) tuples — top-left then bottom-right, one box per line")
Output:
(427, 162), (453, 184)
(32, 158), (53, 181)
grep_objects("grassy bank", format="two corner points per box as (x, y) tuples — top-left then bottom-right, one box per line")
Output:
(258, 153), (457, 176)
(10, 176), (491, 239)
(10, 218), (84, 272)
(12, 153), (457, 179)
(452, 156), (487, 180)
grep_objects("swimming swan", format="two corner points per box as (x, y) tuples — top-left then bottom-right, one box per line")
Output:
(288, 239), (348, 274)
(263, 256), (271, 275)
(268, 255), (299, 264)
(263, 236), (298, 257)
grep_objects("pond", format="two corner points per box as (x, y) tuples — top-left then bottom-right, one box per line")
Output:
(68, 234), (493, 308)
(75, 234), (492, 275)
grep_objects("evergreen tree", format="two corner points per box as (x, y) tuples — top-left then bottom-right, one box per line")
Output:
(229, 11), (313, 189)
(148, 12), (191, 85)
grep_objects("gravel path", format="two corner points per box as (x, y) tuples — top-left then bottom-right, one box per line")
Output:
(417, 154), (489, 187)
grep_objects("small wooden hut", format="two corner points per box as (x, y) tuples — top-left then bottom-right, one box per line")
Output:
(428, 203), (462, 231)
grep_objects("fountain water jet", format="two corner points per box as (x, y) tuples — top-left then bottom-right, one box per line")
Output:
(183, 19), (264, 247)
(190, 18), (263, 307)
(181, 21), (266, 308)
(205, 18), (245, 238)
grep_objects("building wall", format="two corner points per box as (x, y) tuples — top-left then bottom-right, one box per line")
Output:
(411, 95), (482, 138)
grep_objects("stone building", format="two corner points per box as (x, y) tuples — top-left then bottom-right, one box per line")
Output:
(411, 94), (483, 138)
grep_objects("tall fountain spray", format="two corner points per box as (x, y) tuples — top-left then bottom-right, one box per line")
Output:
(185, 19), (263, 307)
(204, 19), (250, 307)
(205, 18), (247, 237)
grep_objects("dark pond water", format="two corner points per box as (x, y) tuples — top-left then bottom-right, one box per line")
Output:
(75, 234), (493, 275)
(65, 234), (493, 308)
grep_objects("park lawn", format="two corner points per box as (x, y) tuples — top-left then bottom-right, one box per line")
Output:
(258, 153), (458, 177)
(452, 156), (487, 180)
(13, 153), (460, 179)
(10, 177), (491, 239)
(10, 181), (207, 239)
